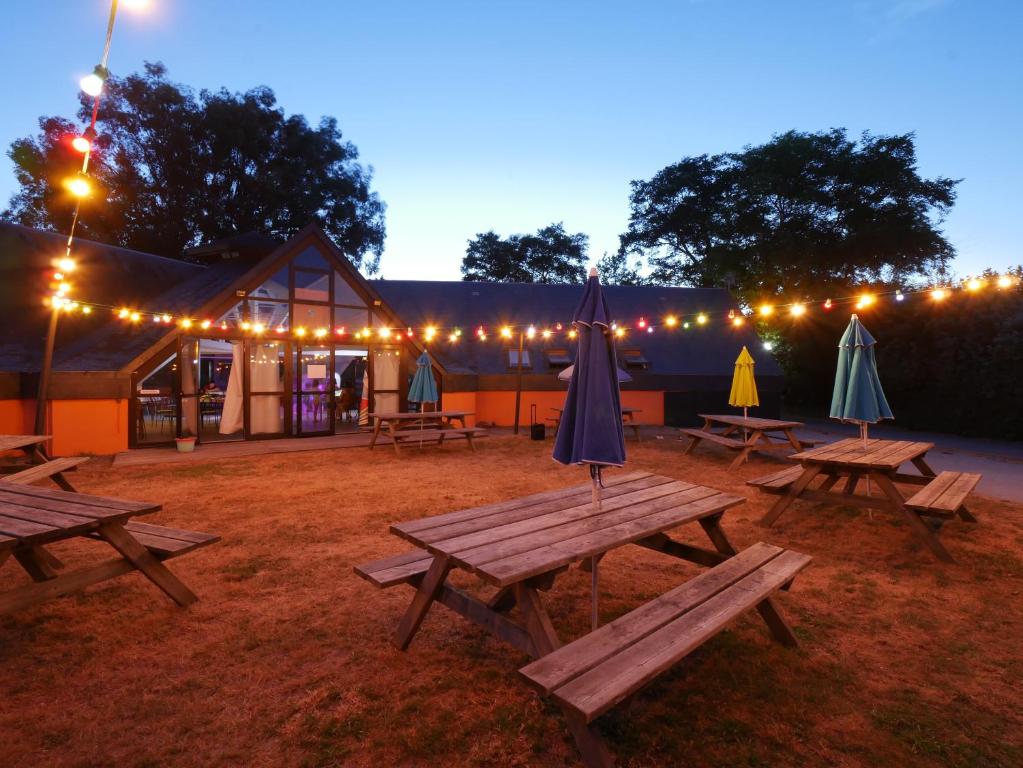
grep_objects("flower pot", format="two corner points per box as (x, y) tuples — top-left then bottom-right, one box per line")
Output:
(175, 436), (197, 453)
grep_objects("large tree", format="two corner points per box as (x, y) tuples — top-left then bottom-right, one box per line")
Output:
(4, 62), (386, 272)
(461, 222), (588, 283)
(619, 129), (958, 301)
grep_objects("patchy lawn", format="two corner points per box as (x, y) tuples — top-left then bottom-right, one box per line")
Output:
(2, 435), (1021, 767)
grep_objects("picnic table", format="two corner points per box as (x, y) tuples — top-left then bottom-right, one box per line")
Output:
(0, 434), (87, 491)
(680, 414), (816, 468)
(750, 438), (981, 562)
(356, 472), (810, 766)
(367, 410), (484, 455)
(549, 406), (644, 441)
(0, 483), (219, 616)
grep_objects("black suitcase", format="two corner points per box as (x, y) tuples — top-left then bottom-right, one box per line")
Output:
(529, 404), (546, 440)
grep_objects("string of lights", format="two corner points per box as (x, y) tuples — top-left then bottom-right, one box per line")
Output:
(47, 271), (1021, 344)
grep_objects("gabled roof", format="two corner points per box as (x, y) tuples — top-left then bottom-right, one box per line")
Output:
(0, 223), (205, 372)
(370, 280), (783, 377)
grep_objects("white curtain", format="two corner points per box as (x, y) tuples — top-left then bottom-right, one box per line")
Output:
(251, 342), (283, 434)
(220, 342), (244, 434)
(373, 349), (400, 414)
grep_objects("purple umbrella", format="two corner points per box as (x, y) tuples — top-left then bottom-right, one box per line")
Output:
(553, 268), (627, 628)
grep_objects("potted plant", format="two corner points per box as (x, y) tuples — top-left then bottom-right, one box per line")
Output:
(175, 432), (197, 453)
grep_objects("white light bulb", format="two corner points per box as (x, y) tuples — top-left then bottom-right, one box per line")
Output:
(80, 73), (104, 97)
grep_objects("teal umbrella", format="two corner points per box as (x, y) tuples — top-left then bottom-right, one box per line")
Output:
(408, 350), (438, 409)
(830, 314), (893, 445)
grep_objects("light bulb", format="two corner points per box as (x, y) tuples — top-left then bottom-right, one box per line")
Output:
(80, 73), (104, 97)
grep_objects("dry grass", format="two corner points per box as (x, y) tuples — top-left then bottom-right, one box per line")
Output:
(2, 435), (1022, 768)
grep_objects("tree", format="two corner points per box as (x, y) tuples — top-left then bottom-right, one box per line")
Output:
(596, 250), (646, 285)
(4, 63), (386, 273)
(461, 222), (588, 283)
(619, 129), (958, 302)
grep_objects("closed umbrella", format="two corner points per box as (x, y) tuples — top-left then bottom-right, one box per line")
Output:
(831, 314), (893, 500)
(728, 345), (760, 449)
(553, 268), (626, 630)
(408, 350), (438, 410)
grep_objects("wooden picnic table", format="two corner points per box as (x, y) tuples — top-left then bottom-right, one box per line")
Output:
(0, 434), (81, 491)
(358, 471), (808, 765)
(0, 483), (218, 615)
(549, 406), (644, 441)
(752, 437), (978, 562)
(681, 414), (814, 468)
(367, 410), (477, 455)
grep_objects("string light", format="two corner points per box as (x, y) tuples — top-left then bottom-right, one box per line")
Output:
(664, 315), (678, 328)
(823, 298), (833, 310)
(931, 288), (947, 301)
(997, 275), (1013, 289)
(314, 327), (328, 338)
(129, 311), (140, 322)
(683, 321), (690, 329)
(80, 70), (105, 97)
(526, 325), (536, 339)
(759, 304), (773, 317)
(82, 306), (91, 315)
(637, 317), (647, 329)
(64, 175), (91, 198)
(542, 328), (552, 339)
(180, 318), (192, 329)
(240, 321), (251, 331)
(568, 329), (578, 339)
(790, 303), (806, 317)
(696, 313), (708, 325)
(378, 327), (391, 340)
(732, 316), (744, 327)
(58, 257), (76, 273)
(201, 320), (211, 329)
(71, 135), (92, 154)
(614, 327), (625, 338)
(895, 291), (905, 302)
(856, 294), (875, 309)
(424, 326), (437, 342)
(965, 278), (983, 292)
(295, 327), (307, 337)
(406, 327), (414, 337)
(448, 332), (458, 343)
(500, 326), (512, 339)
(253, 323), (265, 334)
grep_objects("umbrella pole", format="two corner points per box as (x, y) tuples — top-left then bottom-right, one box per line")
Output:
(591, 467), (601, 632)
(862, 422), (873, 505)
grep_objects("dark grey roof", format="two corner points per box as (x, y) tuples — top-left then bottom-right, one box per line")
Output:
(371, 280), (783, 378)
(0, 223), (259, 372)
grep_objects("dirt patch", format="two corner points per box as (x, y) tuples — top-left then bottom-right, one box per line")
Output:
(2, 436), (1021, 767)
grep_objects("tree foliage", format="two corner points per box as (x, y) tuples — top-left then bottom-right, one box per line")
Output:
(596, 250), (646, 285)
(620, 129), (958, 302)
(461, 223), (588, 283)
(4, 62), (386, 272)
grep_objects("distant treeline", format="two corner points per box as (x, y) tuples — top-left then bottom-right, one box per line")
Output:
(773, 285), (1023, 441)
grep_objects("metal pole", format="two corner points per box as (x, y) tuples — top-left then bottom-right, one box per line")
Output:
(33, 307), (60, 441)
(513, 331), (524, 435)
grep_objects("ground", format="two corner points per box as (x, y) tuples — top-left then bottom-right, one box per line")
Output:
(2, 435), (1022, 768)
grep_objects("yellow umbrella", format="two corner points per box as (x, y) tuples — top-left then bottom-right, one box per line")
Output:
(728, 345), (759, 419)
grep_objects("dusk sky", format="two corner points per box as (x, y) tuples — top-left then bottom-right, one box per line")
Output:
(3, 0), (1019, 280)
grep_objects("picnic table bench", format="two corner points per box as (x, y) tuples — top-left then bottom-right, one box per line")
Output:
(0, 435), (87, 491)
(549, 407), (644, 442)
(367, 410), (484, 455)
(356, 471), (810, 767)
(749, 438), (980, 562)
(0, 483), (218, 616)
(681, 415), (818, 468)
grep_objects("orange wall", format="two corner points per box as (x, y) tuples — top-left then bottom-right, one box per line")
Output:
(442, 390), (666, 428)
(0, 398), (128, 456)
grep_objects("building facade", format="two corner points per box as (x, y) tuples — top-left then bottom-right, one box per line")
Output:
(0, 223), (783, 455)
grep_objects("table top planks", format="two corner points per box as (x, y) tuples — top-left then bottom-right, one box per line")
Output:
(790, 438), (933, 469)
(0, 485), (160, 546)
(393, 472), (745, 587)
(0, 434), (50, 453)
(369, 410), (473, 421)
(698, 414), (805, 430)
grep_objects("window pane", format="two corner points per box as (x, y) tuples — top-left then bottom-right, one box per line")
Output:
(248, 299), (289, 330)
(252, 268), (289, 300)
(334, 272), (366, 306)
(334, 306), (369, 333)
(508, 350), (532, 368)
(293, 245), (330, 270)
(293, 303), (330, 331)
(294, 270), (329, 302)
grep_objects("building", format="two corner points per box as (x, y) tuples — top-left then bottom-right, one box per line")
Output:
(0, 222), (782, 455)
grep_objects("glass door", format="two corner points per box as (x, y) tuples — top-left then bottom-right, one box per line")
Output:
(294, 344), (333, 435)
(247, 339), (287, 438)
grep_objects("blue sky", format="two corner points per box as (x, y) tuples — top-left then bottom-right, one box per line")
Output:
(2, 0), (1019, 280)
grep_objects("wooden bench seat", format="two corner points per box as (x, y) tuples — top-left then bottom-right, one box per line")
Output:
(905, 471), (981, 519)
(391, 427), (488, 452)
(87, 521), (220, 560)
(519, 542), (810, 724)
(1, 457), (89, 486)
(746, 465), (805, 494)
(679, 428), (746, 450)
(354, 550), (434, 588)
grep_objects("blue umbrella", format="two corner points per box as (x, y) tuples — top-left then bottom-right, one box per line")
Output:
(830, 314), (893, 445)
(408, 350), (438, 409)
(553, 268), (626, 628)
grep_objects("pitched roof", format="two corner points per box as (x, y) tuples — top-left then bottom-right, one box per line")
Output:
(370, 280), (783, 377)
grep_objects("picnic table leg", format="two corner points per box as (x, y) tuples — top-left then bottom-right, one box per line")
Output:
(699, 515), (799, 648)
(0, 550), (10, 569)
(842, 472), (861, 495)
(760, 465), (821, 527)
(368, 419), (383, 450)
(98, 522), (199, 606)
(393, 555), (451, 649)
(13, 546), (61, 581)
(871, 474), (954, 562)
(388, 422), (402, 456)
(729, 429), (763, 469)
(487, 586), (517, 612)
(782, 428), (804, 452)
(819, 472), (842, 492)
(516, 582), (615, 768)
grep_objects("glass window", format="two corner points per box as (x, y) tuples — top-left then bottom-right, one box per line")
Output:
(335, 306), (370, 332)
(248, 299), (289, 330)
(294, 270), (329, 303)
(136, 354), (177, 444)
(252, 268), (289, 300)
(508, 350), (532, 369)
(293, 303), (330, 332)
(293, 245), (330, 270)
(334, 272), (366, 306)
